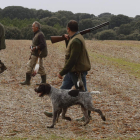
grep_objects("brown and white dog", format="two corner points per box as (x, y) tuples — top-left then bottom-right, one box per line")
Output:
(35, 83), (106, 128)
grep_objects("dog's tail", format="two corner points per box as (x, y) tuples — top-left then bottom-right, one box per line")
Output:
(90, 91), (101, 94)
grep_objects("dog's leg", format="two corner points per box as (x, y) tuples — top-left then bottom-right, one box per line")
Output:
(47, 109), (58, 128)
(88, 106), (106, 121)
(94, 108), (106, 121)
(81, 106), (90, 126)
(56, 109), (62, 123)
(62, 108), (71, 121)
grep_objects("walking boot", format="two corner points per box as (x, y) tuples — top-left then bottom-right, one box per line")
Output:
(20, 73), (31, 85)
(36, 74), (46, 85)
(44, 111), (53, 117)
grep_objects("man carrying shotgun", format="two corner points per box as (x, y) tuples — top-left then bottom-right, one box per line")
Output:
(44, 20), (91, 121)
(20, 21), (47, 85)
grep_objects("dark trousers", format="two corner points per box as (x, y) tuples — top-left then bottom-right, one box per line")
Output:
(60, 72), (87, 91)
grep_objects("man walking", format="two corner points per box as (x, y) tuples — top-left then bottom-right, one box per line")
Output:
(20, 21), (47, 85)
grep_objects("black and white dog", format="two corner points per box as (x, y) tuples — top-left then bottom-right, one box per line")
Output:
(35, 83), (106, 128)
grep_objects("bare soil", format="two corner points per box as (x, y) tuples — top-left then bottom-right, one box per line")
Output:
(0, 40), (140, 139)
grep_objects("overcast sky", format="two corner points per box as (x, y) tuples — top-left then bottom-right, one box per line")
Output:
(0, 0), (140, 17)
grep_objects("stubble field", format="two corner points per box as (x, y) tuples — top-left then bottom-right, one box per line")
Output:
(0, 40), (140, 140)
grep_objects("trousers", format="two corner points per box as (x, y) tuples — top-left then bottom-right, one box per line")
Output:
(60, 72), (87, 91)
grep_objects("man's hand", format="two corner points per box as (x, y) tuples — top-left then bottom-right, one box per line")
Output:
(58, 73), (63, 79)
(64, 34), (69, 40)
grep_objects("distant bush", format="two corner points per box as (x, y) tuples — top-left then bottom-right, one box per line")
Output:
(95, 30), (116, 40)
(41, 25), (58, 40)
(117, 34), (126, 40)
(5, 26), (22, 39)
(126, 33), (139, 40)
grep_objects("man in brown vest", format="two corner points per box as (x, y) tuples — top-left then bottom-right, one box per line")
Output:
(44, 20), (91, 121)
(20, 21), (48, 85)
(0, 23), (7, 74)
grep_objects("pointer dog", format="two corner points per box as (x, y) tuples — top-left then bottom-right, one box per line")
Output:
(35, 83), (106, 128)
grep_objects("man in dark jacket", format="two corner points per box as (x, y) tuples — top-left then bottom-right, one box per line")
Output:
(58, 20), (91, 91)
(20, 21), (48, 85)
(0, 23), (7, 74)
(44, 20), (91, 121)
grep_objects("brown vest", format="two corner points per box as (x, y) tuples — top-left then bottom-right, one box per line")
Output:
(65, 34), (91, 72)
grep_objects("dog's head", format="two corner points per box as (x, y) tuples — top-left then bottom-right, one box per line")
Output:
(34, 83), (51, 97)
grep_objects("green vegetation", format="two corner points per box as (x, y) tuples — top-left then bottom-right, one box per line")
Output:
(0, 6), (140, 40)
(90, 51), (140, 78)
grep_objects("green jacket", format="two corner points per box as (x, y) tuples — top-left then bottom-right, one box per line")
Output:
(31, 30), (48, 58)
(0, 23), (6, 50)
(60, 33), (91, 76)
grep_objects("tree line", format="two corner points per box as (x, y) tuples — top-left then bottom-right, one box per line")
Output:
(0, 6), (140, 40)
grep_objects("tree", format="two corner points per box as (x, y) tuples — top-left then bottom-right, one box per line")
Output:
(75, 13), (95, 22)
(41, 25), (58, 40)
(98, 13), (112, 21)
(1, 6), (35, 19)
(118, 24), (132, 35)
(79, 19), (94, 30)
(109, 14), (132, 29)
(36, 9), (52, 19)
(96, 30), (116, 40)
(134, 21), (140, 33)
(5, 26), (22, 39)
(41, 17), (62, 27)
(21, 24), (33, 39)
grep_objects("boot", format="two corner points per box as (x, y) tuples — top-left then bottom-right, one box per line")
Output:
(36, 74), (46, 85)
(20, 73), (31, 85)
(44, 111), (53, 117)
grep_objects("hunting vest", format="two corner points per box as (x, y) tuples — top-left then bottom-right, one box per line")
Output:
(31, 30), (47, 58)
(65, 33), (91, 72)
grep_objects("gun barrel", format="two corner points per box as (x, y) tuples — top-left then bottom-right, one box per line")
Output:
(50, 21), (109, 43)
(80, 21), (109, 35)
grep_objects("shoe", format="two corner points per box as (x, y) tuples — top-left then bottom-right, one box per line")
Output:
(44, 111), (53, 117)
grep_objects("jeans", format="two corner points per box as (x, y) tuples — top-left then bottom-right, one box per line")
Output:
(60, 72), (88, 91)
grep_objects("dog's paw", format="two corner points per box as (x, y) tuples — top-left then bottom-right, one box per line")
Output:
(65, 116), (72, 121)
(102, 116), (106, 121)
(47, 125), (54, 128)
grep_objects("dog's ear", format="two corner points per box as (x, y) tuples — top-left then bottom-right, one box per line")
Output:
(44, 83), (51, 94)
(68, 90), (79, 97)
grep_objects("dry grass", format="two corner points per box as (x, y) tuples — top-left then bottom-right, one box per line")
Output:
(0, 40), (140, 140)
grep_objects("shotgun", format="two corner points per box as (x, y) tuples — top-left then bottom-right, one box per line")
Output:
(51, 21), (109, 43)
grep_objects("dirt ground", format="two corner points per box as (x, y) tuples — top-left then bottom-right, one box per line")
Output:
(0, 40), (140, 139)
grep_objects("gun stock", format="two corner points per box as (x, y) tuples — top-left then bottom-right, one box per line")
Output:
(51, 35), (66, 44)
(51, 21), (109, 44)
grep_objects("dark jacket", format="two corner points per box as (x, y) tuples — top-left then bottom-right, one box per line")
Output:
(0, 23), (6, 50)
(31, 30), (48, 58)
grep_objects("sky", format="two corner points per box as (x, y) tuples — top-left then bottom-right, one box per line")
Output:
(0, 0), (140, 17)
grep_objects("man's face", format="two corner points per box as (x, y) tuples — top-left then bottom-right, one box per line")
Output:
(32, 23), (38, 33)
(67, 27), (70, 35)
